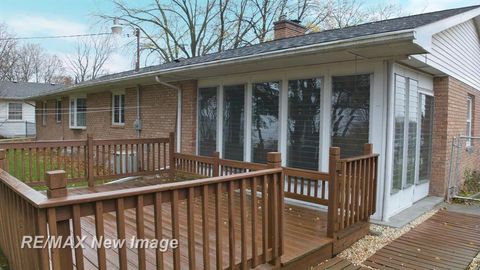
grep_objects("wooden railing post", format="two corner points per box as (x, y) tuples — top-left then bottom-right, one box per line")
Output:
(0, 149), (5, 170)
(87, 134), (94, 187)
(267, 152), (282, 266)
(327, 147), (340, 239)
(212, 152), (220, 177)
(46, 170), (73, 270)
(169, 132), (176, 179)
(364, 143), (373, 155)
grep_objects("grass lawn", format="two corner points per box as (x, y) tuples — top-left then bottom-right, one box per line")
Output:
(0, 248), (8, 270)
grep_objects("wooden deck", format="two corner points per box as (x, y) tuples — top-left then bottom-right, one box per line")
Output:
(75, 187), (332, 269)
(365, 210), (480, 270)
(314, 257), (367, 270)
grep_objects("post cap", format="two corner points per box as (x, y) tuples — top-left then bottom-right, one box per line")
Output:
(46, 170), (67, 190)
(267, 152), (282, 163)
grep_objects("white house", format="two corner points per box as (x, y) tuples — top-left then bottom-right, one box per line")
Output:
(0, 81), (63, 138)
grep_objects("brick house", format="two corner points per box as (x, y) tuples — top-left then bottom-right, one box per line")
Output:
(31, 6), (480, 221)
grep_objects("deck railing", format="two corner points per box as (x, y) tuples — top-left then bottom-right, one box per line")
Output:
(0, 134), (174, 187)
(0, 137), (378, 270)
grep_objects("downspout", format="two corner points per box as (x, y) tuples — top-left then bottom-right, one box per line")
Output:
(155, 75), (182, 152)
(135, 85), (142, 138)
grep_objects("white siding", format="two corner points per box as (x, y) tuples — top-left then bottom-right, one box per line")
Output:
(0, 100), (36, 138)
(423, 19), (480, 90)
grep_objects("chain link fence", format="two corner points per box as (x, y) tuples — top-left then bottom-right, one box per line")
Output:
(447, 136), (480, 201)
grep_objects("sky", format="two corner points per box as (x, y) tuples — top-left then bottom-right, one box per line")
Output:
(0, 0), (479, 76)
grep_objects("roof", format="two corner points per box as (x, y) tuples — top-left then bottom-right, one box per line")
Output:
(0, 81), (64, 100)
(34, 5), (480, 98)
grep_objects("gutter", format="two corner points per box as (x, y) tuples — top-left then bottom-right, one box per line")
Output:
(155, 76), (182, 152)
(31, 29), (417, 99)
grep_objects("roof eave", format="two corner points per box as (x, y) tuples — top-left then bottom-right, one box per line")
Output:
(32, 29), (417, 100)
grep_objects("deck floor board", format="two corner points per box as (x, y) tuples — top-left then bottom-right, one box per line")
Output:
(365, 210), (480, 270)
(71, 181), (332, 269)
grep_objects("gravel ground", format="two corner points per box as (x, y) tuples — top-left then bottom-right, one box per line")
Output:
(469, 252), (480, 270)
(335, 209), (438, 267)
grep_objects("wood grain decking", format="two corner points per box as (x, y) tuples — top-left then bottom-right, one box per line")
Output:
(365, 210), (480, 270)
(76, 190), (332, 269)
(314, 257), (367, 270)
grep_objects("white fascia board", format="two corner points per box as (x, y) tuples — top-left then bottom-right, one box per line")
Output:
(414, 7), (480, 51)
(34, 30), (416, 99)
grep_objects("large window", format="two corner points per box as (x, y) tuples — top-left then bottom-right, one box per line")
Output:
(331, 74), (370, 158)
(70, 97), (86, 128)
(8, 103), (22, 120)
(287, 78), (322, 170)
(55, 99), (62, 123)
(406, 80), (418, 186)
(392, 75), (406, 191)
(418, 94), (434, 182)
(223, 85), (245, 161)
(42, 101), (47, 126)
(112, 92), (125, 125)
(252, 82), (280, 163)
(198, 87), (217, 156)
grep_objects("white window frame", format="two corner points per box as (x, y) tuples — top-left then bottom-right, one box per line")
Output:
(69, 95), (87, 129)
(7, 102), (23, 121)
(112, 90), (126, 125)
(466, 95), (473, 146)
(55, 99), (62, 123)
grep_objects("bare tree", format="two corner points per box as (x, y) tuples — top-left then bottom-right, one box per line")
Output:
(41, 54), (65, 83)
(0, 23), (18, 81)
(68, 35), (113, 83)
(14, 43), (44, 82)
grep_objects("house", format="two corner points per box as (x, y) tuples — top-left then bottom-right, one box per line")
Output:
(0, 81), (63, 138)
(30, 5), (480, 221)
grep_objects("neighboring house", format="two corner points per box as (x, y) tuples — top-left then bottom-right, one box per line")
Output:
(31, 5), (480, 221)
(0, 81), (63, 138)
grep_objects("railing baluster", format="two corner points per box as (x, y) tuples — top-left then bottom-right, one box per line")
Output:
(228, 180), (235, 268)
(47, 208), (61, 270)
(171, 189), (180, 270)
(154, 192), (164, 269)
(240, 179), (248, 270)
(202, 185), (210, 270)
(215, 183), (223, 270)
(137, 195), (146, 270)
(262, 176), (268, 263)
(116, 198), (128, 270)
(72, 204), (85, 269)
(187, 187), (196, 269)
(95, 201), (107, 270)
(251, 177), (258, 267)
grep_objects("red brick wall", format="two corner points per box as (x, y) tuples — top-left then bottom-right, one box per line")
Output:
(35, 80), (198, 154)
(431, 76), (480, 196)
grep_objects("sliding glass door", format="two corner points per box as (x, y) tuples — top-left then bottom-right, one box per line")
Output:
(392, 74), (434, 193)
(252, 82), (280, 163)
(287, 78), (322, 170)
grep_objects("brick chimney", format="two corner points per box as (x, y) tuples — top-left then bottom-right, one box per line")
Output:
(273, 15), (306, 40)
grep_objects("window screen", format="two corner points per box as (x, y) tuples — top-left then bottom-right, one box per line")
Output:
(223, 85), (245, 161)
(406, 80), (418, 186)
(287, 78), (322, 170)
(392, 75), (406, 192)
(252, 82), (280, 163)
(419, 94), (434, 182)
(198, 87), (217, 156)
(8, 103), (22, 120)
(76, 98), (87, 127)
(331, 74), (370, 158)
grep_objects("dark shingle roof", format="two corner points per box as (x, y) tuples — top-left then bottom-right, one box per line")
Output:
(34, 5), (480, 98)
(0, 81), (64, 99)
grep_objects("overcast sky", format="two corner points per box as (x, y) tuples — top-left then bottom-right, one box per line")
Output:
(0, 0), (478, 76)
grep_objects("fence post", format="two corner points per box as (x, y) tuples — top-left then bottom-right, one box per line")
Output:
(87, 134), (94, 187)
(0, 149), (5, 170)
(212, 152), (220, 177)
(169, 132), (176, 179)
(327, 147), (340, 239)
(267, 152), (282, 266)
(46, 170), (73, 270)
(364, 143), (373, 155)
